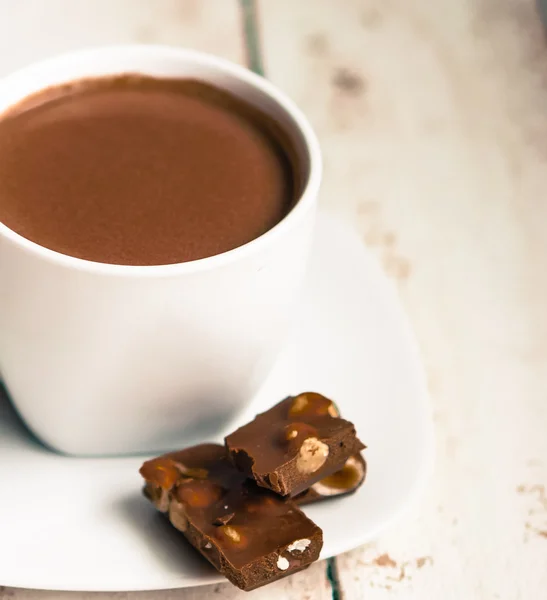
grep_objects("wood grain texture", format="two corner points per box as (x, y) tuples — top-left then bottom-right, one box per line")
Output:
(259, 0), (547, 598)
(2, 0), (547, 598)
(0, 0), (244, 76)
(0, 561), (333, 600)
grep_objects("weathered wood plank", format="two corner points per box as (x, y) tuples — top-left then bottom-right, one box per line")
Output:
(0, 0), (244, 76)
(3, 0), (547, 598)
(258, 0), (547, 598)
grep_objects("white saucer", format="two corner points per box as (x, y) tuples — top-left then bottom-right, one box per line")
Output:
(0, 212), (433, 592)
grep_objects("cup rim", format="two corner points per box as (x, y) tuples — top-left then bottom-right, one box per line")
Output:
(0, 44), (321, 277)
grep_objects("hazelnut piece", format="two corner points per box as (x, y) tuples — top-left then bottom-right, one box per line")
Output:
(179, 466), (209, 479)
(295, 437), (329, 474)
(175, 480), (223, 508)
(214, 525), (249, 549)
(287, 538), (311, 553)
(277, 556), (290, 570)
(139, 458), (181, 490)
(283, 422), (318, 442)
(143, 483), (170, 513)
(311, 455), (366, 495)
(288, 392), (339, 418)
(168, 500), (188, 533)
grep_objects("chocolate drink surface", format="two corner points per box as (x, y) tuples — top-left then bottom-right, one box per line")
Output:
(0, 76), (296, 265)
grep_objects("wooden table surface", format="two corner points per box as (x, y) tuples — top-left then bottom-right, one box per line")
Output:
(1, 1), (546, 598)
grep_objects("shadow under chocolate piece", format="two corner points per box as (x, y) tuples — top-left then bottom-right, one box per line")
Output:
(294, 454), (367, 505)
(225, 393), (365, 497)
(140, 444), (323, 592)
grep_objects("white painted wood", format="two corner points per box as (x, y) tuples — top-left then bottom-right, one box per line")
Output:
(0, 0), (244, 76)
(2, 0), (547, 598)
(259, 0), (547, 598)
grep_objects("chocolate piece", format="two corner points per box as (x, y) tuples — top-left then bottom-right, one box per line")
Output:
(225, 392), (365, 496)
(294, 454), (367, 505)
(140, 444), (323, 592)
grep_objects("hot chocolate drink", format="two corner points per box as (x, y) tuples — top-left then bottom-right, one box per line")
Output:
(0, 76), (296, 265)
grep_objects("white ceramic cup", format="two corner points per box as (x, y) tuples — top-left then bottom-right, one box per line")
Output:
(0, 45), (321, 456)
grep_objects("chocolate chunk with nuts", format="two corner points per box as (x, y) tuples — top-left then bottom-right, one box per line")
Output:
(294, 454), (367, 505)
(225, 392), (365, 496)
(139, 444), (323, 592)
